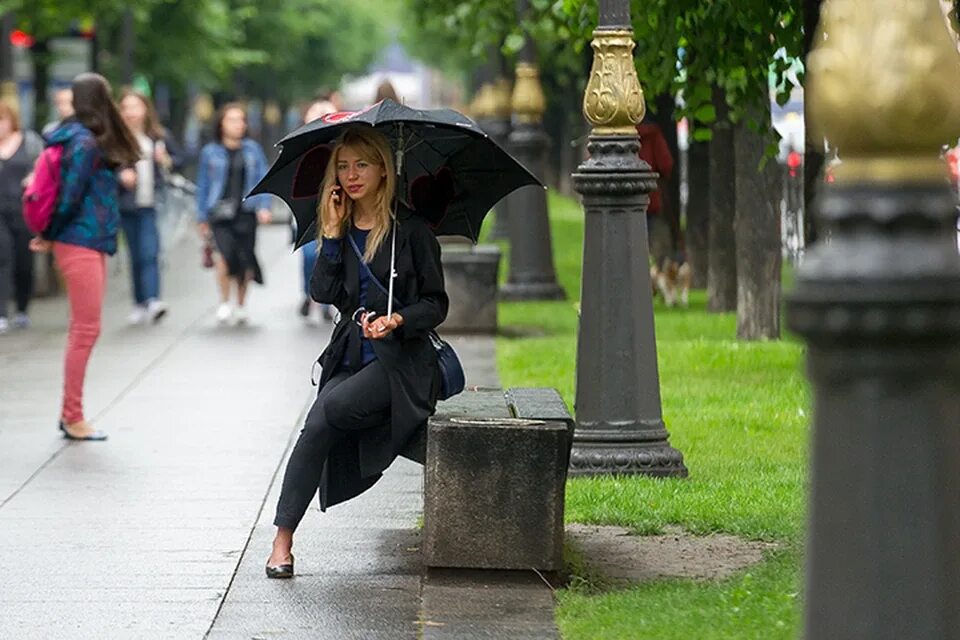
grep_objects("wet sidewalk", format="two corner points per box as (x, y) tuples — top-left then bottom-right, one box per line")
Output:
(0, 226), (558, 639)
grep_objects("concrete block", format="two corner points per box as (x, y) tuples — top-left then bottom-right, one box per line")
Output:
(438, 244), (501, 334)
(423, 411), (570, 571)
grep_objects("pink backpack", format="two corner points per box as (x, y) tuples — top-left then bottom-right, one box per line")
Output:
(22, 145), (64, 234)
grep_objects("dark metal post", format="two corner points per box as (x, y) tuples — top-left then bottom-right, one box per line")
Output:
(569, 1), (686, 476)
(474, 49), (513, 241)
(500, 0), (565, 301)
(789, 1), (960, 637)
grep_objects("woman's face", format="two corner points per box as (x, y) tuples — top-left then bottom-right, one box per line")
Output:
(120, 95), (147, 131)
(0, 114), (13, 139)
(336, 145), (385, 202)
(221, 108), (247, 141)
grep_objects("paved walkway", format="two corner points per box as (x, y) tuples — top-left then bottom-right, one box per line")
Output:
(0, 227), (558, 639)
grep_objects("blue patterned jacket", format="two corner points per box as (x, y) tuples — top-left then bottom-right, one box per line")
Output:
(43, 120), (121, 255)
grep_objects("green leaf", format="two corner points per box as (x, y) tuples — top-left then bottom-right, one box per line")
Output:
(504, 33), (526, 54)
(693, 127), (713, 142)
(694, 103), (717, 123)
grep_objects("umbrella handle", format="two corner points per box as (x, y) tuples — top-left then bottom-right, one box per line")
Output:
(388, 122), (403, 318)
(387, 213), (397, 318)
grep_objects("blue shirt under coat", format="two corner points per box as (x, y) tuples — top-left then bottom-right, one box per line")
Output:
(322, 227), (377, 369)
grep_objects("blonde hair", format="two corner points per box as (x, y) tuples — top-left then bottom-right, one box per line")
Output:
(317, 126), (396, 262)
(0, 99), (21, 132)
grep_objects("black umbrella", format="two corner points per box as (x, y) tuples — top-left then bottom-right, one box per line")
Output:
(247, 99), (542, 248)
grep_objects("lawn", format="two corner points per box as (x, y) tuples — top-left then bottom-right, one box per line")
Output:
(491, 193), (810, 639)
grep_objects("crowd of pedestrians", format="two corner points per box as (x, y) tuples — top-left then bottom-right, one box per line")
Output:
(2, 73), (407, 443)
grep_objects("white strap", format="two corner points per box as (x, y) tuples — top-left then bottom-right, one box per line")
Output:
(387, 215), (397, 317)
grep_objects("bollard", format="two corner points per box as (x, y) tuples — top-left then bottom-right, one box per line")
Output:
(788, 1), (960, 637)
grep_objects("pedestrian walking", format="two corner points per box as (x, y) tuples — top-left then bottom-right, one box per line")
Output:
(195, 103), (272, 326)
(0, 100), (44, 333)
(41, 88), (74, 137)
(374, 80), (399, 104)
(34, 72), (140, 440)
(297, 99), (338, 324)
(636, 118), (677, 266)
(266, 126), (450, 578)
(118, 89), (183, 326)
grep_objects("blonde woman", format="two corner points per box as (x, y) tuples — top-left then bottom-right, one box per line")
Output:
(267, 126), (448, 578)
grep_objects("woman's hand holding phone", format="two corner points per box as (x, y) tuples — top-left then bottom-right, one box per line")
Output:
(323, 183), (346, 238)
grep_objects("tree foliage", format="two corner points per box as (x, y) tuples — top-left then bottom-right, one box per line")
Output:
(400, 0), (803, 140)
(5, 0), (387, 101)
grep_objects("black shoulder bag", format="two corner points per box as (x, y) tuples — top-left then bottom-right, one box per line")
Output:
(346, 225), (464, 401)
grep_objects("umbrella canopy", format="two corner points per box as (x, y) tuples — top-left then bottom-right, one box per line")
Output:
(247, 99), (542, 248)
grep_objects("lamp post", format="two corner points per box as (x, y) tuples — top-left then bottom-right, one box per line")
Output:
(499, 0), (566, 301)
(569, 0), (686, 477)
(473, 51), (514, 242)
(789, 1), (960, 637)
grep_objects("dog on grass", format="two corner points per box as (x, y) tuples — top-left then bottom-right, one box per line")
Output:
(650, 257), (691, 308)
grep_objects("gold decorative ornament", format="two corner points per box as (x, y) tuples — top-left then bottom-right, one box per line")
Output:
(471, 83), (497, 120)
(491, 77), (513, 119)
(263, 101), (281, 126)
(511, 63), (546, 124)
(582, 29), (646, 135)
(808, 0), (960, 184)
(193, 93), (214, 122)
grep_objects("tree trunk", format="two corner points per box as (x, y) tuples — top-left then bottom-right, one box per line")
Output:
(734, 104), (782, 340)
(707, 87), (737, 312)
(686, 137), (710, 288)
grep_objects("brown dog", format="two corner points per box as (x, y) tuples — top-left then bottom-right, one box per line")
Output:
(650, 258), (691, 308)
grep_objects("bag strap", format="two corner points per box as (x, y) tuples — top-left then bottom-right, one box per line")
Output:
(346, 230), (405, 311)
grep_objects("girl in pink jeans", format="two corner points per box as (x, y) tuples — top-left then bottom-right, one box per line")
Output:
(53, 244), (106, 435)
(33, 73), (140, 440)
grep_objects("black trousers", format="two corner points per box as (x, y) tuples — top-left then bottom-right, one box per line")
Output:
(274, 360), (391, 530)
(0, 208), (33, 317)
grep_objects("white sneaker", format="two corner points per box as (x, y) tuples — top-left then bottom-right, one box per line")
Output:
(146, 299), (168, 323)
(216, 303), (234, 325)
(0, 317), (8, 334)
(128, 306), (147, 326)
(234, 306), (249, 326)
(12, 313), (29, 330)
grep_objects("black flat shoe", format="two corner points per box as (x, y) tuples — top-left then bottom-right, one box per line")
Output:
(59, 421), (108, 441)
(266, 556), (294, 579)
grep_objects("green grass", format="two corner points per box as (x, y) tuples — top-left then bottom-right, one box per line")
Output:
(557, 549), (801, 640)
(492, 192), (809, 639)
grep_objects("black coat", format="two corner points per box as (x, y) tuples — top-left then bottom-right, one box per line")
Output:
(311, 208), (448, 510)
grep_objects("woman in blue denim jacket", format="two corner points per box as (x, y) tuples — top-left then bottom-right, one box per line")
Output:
(195, 103), (272, 325)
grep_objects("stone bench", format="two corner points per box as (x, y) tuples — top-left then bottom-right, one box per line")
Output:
(437, 243), (502, 334)
(402, 387), (574, 572)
